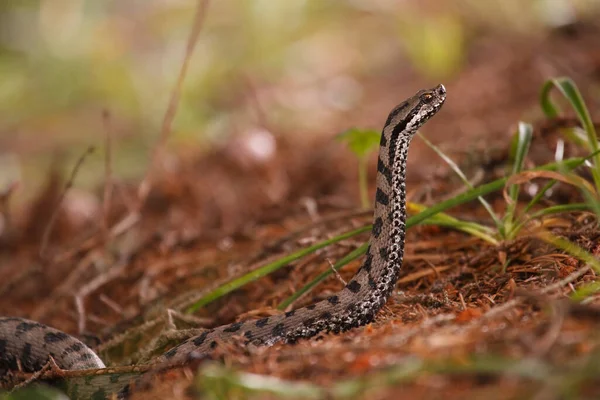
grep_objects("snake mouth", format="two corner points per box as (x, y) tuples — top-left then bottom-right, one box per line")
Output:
(436, 84), (446, 96)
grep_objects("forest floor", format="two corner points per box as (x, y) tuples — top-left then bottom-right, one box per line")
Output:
(2, 19), (600, 400)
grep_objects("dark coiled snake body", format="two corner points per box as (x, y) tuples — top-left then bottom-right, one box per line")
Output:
(0, 85), (446, 398)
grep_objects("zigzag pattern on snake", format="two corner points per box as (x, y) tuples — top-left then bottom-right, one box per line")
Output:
(0, 84), (446, 397)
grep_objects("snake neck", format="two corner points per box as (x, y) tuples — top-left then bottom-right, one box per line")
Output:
(158, 129), (414, 365)
(278, 129), (413, 335)
(373, 132), (410, 294)
(337, 131), (411, 324)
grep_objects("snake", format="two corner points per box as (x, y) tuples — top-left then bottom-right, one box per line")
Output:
(0, 84), (446, 398)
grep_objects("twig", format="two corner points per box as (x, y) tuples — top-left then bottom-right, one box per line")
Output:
(87, 0), (211, 261)
(326, 258), (346, 285)
(458, 292), (467, 311)
(537, 264), (591, 295)
(136, 0), (211, 204)
(471, 298), (521, 324)
(39, 146), (95, 259)
(300, 197), (320, 221)
(99, 294), (124, 316)
(398, 265), (451, 284)
(248, 208), (371, 264)
(0, 264), (41, 298)
(49, 210), (140, 268)
(74, 261), (127, 334)
(96, 310), (211, 365)
(74, 295), (86, 335)
(10, 357), (63, 392)
(439, 168), (485, 202)
(101, 109), (114, 242)
(31, 251), (101, 320)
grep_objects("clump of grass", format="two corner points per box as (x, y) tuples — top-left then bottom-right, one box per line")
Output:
(540, 77), (600, 189)
(187, 156), (594, 313)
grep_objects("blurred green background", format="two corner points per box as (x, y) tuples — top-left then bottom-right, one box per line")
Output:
(0, 0), (598, 197)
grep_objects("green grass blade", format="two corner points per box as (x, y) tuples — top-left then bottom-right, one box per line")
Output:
(508, 122), (533, 201)
(540, 77), (600, 189)
(510, 203), (591, 235)
(185, 225), (371, 313)
(417, 131), (502, 230)
(571, 281), (600, 301)
(506, 170), (597, 208)
(503, 122), (533, 239)
(420, 217), (497, 244)
(278, 242), (368, 310)
(538, 231), (600, 304)
(528, 203), (591, 219)
(407, 178), (507, 227)
(580, 185), (600, 216)
(409, 202), (498, 244)
(404, 154), (588, 229)
(540, 80), (561, 118)
(522, 178), (559, 215)
(523, 149), (600, 214)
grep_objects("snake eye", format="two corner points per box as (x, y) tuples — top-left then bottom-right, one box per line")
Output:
(422, 93), (433, 102)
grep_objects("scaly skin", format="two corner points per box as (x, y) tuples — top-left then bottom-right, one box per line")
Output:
(0, 84), (446, 399)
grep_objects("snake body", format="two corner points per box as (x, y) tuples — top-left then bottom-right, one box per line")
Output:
(0, 85), (446, 397)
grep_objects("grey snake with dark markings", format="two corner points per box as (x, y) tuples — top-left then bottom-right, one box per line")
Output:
(0, 84), (446, 398)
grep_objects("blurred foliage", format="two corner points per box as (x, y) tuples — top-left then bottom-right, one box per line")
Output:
(336, 127), (381, 207)
(1, 384), (68, 400)
(0, 0), (598, 195)
(336, 128), (380, 159)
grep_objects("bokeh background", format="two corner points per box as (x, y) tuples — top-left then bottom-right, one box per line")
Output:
(0, 0), (599, 225)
